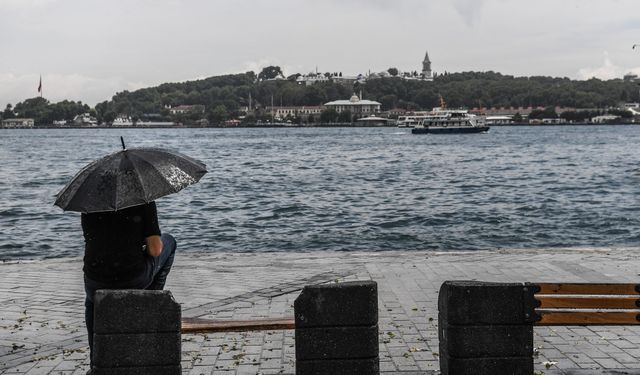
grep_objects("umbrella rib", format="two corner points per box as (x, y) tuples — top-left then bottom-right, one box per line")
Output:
(135, 148), (207, 183)
(128, 152), (178, 198)
(55, 163), (94, 202)
(54, 154), (104, 204)
(128, 153), (151, 203)
(131, 151), (179, 194)
(57, 169), (95, 210)
(61, 154), (120, 212)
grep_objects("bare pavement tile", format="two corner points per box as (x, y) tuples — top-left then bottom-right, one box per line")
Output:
(1, 248), (640, 374)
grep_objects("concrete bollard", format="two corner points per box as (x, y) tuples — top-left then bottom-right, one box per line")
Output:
(438, 281), (539, 375)
(294, 280), (379, 375)
(91, 290), (182, 375)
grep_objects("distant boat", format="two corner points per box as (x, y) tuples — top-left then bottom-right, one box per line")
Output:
(112, 116), (134, 127)
(396, 114), (428, 128)
(356, 115), (389, 126)
(411, 96), (489, 134)
(411, 108), (489, 134)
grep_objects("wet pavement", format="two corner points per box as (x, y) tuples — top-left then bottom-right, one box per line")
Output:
(2, 248), (640, 374)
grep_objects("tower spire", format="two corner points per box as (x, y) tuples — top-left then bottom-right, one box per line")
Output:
(422, 50), (433, 81)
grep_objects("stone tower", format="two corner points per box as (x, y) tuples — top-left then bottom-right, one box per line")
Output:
(422, 50), (433, 80)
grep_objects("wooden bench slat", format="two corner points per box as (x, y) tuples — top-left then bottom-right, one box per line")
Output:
(536, 283), (639, 295)
(535, 311), (640, 325)
(181, 317), (295, 333)
(537, 296), (639, 309)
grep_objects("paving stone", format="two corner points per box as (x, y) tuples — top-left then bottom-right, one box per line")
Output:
(2, 249), (640, 373)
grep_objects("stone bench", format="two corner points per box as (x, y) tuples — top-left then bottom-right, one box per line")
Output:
(92, 280), (379, 374)
(91, 290), (181, 374)
(438, 280), (640, 375)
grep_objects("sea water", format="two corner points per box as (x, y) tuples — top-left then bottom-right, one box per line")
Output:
(1, 126), (639, 260)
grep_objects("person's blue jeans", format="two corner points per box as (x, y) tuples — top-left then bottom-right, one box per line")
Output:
(84, 233), (177, 364)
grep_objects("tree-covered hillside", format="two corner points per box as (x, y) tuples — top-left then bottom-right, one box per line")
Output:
(2, 97), (91, 125)
(95, 71), (355, 124)
(4, 69), (640, 125)
(98, 70), (640, 123)
(365, 71), (640, 110)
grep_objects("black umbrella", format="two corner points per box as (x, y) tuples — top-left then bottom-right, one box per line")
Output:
(54, 137), (207, 213)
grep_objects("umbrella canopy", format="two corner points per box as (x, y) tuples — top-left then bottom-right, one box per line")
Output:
(55, 146), (207, 213)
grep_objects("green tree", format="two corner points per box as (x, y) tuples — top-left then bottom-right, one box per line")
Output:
(242, 113), (256, 124)
(608, 108), (633, 118)
(320, 108), (339, 123)
(337, 109), (352, 123)
(529, 106), (557, 119)
(301, 85), (327, 105)
(102, 111), (117, 124)
(387, 67), (399, 76)
(3, 104), (15, 119)
(258, 66), (284, 80)
(14, 97), (51, 125)
(208, 104), (228, 124)
(512, 112), (523, 123)
(379, 95), (397, 111)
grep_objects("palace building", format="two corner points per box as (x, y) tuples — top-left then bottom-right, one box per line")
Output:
(324, 93), (381, 115)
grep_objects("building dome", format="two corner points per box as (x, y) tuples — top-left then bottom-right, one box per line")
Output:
(349, 93), (360, 103)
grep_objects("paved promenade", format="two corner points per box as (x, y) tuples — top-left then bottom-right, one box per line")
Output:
(1, 248), (640, 374)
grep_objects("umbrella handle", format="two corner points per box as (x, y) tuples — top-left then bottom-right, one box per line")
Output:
(121, 136), (126, 150)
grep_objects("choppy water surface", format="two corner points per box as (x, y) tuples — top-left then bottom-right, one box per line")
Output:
(1, 126), (639, 259)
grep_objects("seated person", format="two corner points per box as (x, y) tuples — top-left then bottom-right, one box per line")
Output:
(81, 201), (177, 366)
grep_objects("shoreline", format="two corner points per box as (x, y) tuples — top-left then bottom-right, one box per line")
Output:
(3, 245), (637, 264)
(1, 123), (639, 130)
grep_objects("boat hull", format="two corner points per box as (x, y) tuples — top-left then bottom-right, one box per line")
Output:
(411, 126), (490, 134)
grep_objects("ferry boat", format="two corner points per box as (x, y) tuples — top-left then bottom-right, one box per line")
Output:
(396, 114), (429, 128)
(411, 97), (489, 134)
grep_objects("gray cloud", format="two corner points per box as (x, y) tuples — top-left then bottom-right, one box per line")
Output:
(452, 0), (487, 27)
(1, 0), (640, 107)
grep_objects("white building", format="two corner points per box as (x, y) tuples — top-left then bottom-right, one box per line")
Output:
(486, 116), (514, 125)
(296, 73), (331, 86)
(112, 115), (134, 127)
(368, 71), (392, 79)
(296, 72), (367, 86)
(591, 115), (620, 123)
(324, 94), (381, 115)
(269, 106), (324, 119)
(169, 105), (205, 115)
(333, 74), (366, 85)
(2, 118), (34, 128)
(73, 113), (98, 127)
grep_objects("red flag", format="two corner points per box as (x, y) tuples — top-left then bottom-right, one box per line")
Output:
(38, 75), (42, 93)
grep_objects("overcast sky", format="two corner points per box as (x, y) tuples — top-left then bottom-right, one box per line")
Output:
(2, 0), (640, 107)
